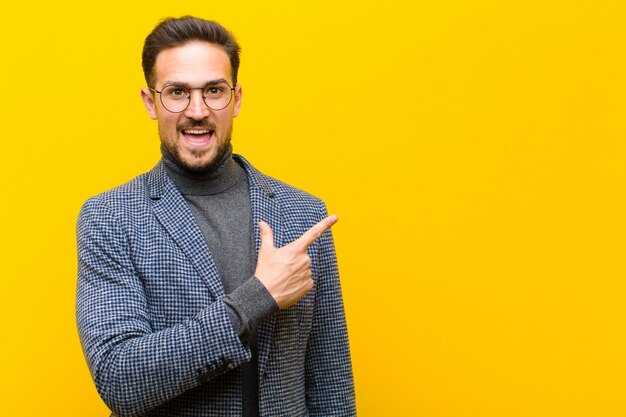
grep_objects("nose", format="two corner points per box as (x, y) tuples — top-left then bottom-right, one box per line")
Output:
(184, 89), (211, 119)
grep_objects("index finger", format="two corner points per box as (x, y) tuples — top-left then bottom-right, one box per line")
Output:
(292, 215), (338, 250)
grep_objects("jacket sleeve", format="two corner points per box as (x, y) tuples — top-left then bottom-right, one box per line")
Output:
(304, 202), (356, 416)
(76, 196), (251, 417)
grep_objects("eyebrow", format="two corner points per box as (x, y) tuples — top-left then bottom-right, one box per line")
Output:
(161, 78), (230, 88)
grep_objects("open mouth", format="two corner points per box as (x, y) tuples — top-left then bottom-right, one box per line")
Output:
(181, 128), (215, 146)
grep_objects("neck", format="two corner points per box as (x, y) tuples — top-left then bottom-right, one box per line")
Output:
(162, 145), (242, 196)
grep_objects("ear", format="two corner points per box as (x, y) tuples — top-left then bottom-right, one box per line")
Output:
(141, 87), (158, 120)
(233, 84), (243, 118)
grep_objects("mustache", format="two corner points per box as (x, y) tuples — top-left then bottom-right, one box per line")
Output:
(178, 121), (216, 130)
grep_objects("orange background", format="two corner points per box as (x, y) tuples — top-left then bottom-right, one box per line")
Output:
(2, 1), (626, 416)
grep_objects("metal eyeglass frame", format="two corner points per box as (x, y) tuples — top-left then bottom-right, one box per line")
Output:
(149, 83), (235, 113)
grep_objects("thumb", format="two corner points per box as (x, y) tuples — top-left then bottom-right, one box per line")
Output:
(258, 221), (275, 253)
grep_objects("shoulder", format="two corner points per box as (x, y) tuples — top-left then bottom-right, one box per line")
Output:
(78, 169), (152, 225)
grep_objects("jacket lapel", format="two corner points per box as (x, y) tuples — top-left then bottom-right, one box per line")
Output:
(235, 155), (282, 378)
(147, 161), (225, 300)
(147, 156), (281, 377)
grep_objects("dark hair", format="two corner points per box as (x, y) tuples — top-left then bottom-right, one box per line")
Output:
(142, 16), (241, 88)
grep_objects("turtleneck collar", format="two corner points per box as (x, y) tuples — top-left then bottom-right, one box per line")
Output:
(161, 144), (244, 196)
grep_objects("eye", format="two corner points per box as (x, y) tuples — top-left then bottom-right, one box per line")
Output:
(206, 86), (222, 95)
(163, 86), (188, 98)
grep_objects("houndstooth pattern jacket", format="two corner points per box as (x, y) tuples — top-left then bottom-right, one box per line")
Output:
(76, 155), (355, 417)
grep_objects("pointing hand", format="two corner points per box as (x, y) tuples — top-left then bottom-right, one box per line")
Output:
(255, 215), (338, 309)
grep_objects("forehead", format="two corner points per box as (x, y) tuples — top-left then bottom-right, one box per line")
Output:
(153, 41), (233, 86)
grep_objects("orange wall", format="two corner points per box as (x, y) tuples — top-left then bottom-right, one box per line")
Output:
(2, 1), (626, 416)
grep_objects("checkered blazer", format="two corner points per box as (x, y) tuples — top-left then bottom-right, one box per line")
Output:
(76, 155), (355, 417)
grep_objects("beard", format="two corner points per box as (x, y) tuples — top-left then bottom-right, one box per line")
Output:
(160, 124), (233, 174)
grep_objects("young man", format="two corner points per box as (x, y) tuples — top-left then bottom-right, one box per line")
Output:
(76, 16), (355, 417)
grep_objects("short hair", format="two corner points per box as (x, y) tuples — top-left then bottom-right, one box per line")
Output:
(142, 16), (241, 88)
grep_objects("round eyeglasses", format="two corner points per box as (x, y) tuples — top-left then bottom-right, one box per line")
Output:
(150, 82), (235, 113)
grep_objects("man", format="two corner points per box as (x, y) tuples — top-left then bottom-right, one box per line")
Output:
(76, 16), (355, 417)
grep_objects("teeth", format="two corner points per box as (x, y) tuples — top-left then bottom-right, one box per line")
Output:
(184, 129), (211, 134)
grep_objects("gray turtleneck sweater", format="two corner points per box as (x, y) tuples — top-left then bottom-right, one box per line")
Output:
(162, 145), (278, 416)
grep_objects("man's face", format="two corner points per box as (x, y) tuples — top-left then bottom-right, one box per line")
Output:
(141, 41), (242, 172)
